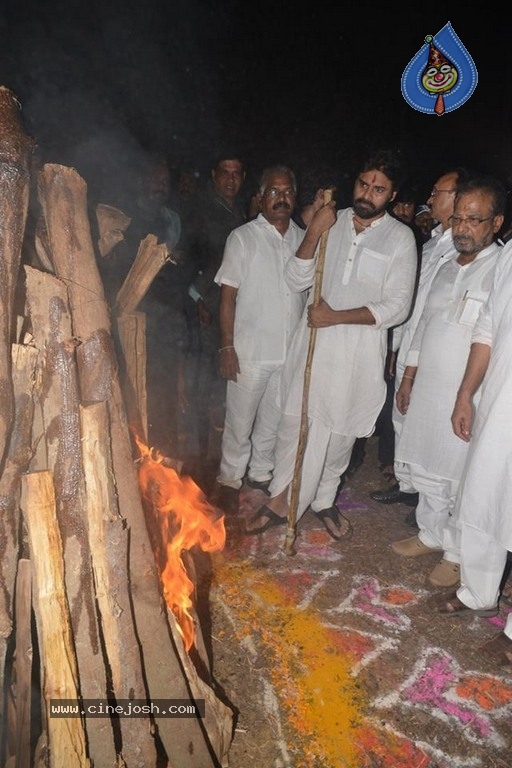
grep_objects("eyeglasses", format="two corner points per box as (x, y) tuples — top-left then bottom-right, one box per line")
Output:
(429, 188), (456, 197)
(449, 215), (494, 227)
(264, 187), (296, 199)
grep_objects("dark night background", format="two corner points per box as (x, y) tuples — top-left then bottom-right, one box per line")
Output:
(1, 1), (511, 208)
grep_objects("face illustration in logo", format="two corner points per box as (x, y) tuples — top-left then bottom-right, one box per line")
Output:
(422, 61), (458, 93)
(421, 37), (458, 114)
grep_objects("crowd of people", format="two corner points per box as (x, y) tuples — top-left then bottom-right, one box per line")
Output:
(94, 145), (512, 672)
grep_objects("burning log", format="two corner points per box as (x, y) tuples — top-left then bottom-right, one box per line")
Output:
(80, 401), (158, 766)
(0, 86), (35, 468)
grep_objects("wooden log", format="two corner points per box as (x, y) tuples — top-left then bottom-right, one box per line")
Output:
(37, 164), (111, 342)
(13, 558), (32, 768)
(95, 203), (131, 258)
(20, 471), (90, 768)
(115, 234), (170, 316)
(115, 312), (148, 441)
(0, 344), (39, 711)
(24, 265), (117, 768)
(37, 162), (220, 767)
(0, 86), (35, 469)
(167, 607), (232, 768)
(81, 401), (158, 767)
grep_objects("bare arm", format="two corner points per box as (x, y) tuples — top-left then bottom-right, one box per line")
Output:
(451, 342), (491, 442)
(218, 284), (240, 381)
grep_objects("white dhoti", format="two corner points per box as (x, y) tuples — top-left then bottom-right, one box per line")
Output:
(408, 463), (460, 558)
(457, 523), (511, 638)
(269, 414), (356, 520)
(218, 362), (282, 488)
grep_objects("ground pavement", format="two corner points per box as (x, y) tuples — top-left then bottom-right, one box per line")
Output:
(200, 437), (512, 768)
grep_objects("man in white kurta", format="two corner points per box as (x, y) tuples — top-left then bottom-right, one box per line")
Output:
(392, 177), (506, 587)
(432, 237), (512, 668)
(248, 151), (417, 538)
(213, 166), (306, 505)
(371, 170), (461, 506)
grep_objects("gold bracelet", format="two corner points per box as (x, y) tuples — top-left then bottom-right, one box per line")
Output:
(218, 346), (235, 353)
(403, 374), (415, 381)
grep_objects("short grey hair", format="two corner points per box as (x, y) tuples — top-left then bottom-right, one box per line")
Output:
(258, 165), (297, 195)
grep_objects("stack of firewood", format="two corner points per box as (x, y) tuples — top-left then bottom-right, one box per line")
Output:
(0, 85), (232, 768)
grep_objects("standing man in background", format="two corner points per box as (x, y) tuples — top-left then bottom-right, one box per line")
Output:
(185, 151), (247, 469)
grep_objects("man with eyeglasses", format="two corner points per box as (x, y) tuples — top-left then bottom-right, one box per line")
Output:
(247, 149), (417, 538)
(370, 168), (466, 513)
(391, 174), (506, 589)
(210, 165), (306, 513)
(431, 236), (512, 669)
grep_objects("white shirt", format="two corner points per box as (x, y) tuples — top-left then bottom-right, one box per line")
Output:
(395, 242), (502, 479)
(214, 214), (306, 363)
(279, 208), (417, 435)
(455, 242), (512, 546)
(394, 226), (457, 366)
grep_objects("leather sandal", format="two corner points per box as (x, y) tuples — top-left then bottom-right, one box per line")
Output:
(432, 591), (498, 618)
(314, 506), (353, 541)
(245, 505), (287, 535)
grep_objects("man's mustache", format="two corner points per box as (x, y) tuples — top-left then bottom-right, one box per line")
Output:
(272, 201), (291, 210)
(354, 198), (376, 211)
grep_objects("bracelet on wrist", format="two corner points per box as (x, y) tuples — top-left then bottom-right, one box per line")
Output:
(403, 374), (415, 381)
(218, 346), (235, 353)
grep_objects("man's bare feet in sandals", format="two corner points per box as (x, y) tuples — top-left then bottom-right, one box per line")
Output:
(431, 591), (498, 618)
(245, 488), (289, 535)
(314, 505), (353, 541)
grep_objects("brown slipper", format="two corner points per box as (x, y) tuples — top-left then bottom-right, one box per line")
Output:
(432, 591), (498, 618)
(314, 505), (353, 541)
(245, 505), (286, 535)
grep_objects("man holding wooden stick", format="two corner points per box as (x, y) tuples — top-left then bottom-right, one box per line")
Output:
(248, 150), (417, 540)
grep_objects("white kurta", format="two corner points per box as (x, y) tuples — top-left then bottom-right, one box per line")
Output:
(215, 213), (306, 363)
(454, 243), (512, 549)
(396, 226), (457, 373)
(395, 242), (502, 480)
(280, 208), (417, 436)
(392, 226), (458, 492)
(214, 213), (306, 486)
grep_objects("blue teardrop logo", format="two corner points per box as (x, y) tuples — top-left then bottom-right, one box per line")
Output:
(401, 22), (478, 115)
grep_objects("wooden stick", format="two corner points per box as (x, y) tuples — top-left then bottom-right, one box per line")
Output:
(285, 190), (333, 556)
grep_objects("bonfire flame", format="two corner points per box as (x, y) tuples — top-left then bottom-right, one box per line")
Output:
(134, 434), (226, 651)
